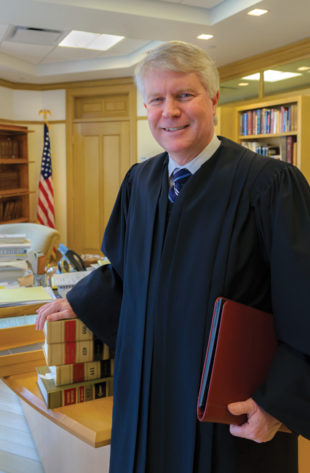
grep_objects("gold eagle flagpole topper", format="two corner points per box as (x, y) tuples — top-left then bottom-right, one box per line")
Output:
(39, 109), (51, 125)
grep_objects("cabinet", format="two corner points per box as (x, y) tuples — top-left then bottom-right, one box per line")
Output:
(236, 96), (310, 182)
(0, 124), (32, 223)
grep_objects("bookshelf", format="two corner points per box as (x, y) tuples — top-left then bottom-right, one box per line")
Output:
(236, 96), (310, 182)
(0, 123), (32, 223)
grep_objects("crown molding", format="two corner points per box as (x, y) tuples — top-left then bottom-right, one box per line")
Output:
(218, 37), (310, 82)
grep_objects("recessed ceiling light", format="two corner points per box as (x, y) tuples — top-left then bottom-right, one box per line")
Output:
(297, 66), (310, 71)
(242, 73), (260, 81)
(238, 82), (249, 87)
(59, 30), (124, 51)
(264, 70), (301, 82)
(243, 70), (301, 82)
(248, 8), (269, 16)
(197, 34), (214, 40)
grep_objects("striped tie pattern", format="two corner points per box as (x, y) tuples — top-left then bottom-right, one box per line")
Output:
(168, 168), (192, 203)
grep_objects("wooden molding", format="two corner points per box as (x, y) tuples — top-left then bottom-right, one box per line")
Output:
(0, 118), (65, 125)
(0, 76), (136, 91)
(218, 37), (310, 82)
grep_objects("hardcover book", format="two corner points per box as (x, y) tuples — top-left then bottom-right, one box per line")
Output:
(36, 365), (113, 409)
(43, 338), (110, 366)
(44, 318), (94, 344)
(49, 358), (114, 386)
(197, 298), (277, 425)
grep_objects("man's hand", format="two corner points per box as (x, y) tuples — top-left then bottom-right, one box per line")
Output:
(35, 298), (77, 331)
(227, 397), (283, 443)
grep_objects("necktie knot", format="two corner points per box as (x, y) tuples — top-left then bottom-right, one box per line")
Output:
(168, 168), (192, 203)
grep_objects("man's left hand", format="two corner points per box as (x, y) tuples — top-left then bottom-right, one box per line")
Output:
(227, 397), (282, 443)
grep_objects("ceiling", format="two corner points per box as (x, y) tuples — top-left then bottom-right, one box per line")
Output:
(0, 0), (309, 85)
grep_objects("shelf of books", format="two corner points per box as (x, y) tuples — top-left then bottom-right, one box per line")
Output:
(0, 123), (32, 223)
(236, 95), (310, 182)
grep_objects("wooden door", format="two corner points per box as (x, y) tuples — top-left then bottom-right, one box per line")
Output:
(70, 120), (131, 254)
(66, 79), (137, 255)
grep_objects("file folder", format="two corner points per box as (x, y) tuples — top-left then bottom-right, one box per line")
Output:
(197, 298), (277, 425)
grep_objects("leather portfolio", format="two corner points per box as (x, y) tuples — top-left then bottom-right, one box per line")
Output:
(197, 298), (277, 425)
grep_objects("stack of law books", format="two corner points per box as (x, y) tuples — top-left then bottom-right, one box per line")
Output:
(36, 318), (114, 408)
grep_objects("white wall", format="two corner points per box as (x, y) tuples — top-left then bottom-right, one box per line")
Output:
(136, 90), (164, 161)
(0, 87), (14, 119)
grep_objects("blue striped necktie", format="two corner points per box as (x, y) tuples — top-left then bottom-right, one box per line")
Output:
(168, 168), (192, 203)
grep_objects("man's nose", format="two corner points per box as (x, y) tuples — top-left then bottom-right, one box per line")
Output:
(162, 98), (180, 118)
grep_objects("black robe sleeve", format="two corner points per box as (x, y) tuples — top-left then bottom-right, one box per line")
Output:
(66, 264), (122, 350)
(66, 165), (135, 350)
(251, 163), (310, 439)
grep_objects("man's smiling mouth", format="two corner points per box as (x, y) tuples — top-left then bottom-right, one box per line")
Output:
(163, 125), (189, 132)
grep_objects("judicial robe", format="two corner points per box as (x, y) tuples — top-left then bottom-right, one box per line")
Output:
(67, 137), (310, 473)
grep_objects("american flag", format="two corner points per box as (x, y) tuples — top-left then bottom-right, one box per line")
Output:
(37, 123), (55, 228)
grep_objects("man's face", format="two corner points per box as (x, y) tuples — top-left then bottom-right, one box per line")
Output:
(144, 69), (219, 165)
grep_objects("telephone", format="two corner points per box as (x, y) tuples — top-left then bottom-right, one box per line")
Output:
(57, 243), (86, 272)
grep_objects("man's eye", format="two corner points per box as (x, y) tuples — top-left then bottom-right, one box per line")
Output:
(179, 93), (193, 100)
(150, 97), (163, 104)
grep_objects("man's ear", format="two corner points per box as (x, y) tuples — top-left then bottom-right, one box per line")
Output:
(212, 91), (220, 107)
(211, 91), (219, 115)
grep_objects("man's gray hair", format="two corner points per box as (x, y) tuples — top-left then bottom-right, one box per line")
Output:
(134, 41), (220, 100)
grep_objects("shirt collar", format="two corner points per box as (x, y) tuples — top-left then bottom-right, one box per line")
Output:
(168, 134), (221, 178)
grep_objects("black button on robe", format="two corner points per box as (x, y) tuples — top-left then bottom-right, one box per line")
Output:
(68, 137), (310, 473)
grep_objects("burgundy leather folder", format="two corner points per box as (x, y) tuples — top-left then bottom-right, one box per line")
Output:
(197, 298), (277, 425)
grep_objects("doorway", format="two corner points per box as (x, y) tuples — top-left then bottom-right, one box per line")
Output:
(66, 80), (137, 254)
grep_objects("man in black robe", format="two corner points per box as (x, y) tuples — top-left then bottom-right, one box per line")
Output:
(36, 41), (310, 473)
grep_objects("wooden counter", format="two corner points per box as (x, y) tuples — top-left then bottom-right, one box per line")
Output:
(3, 370), (113, 448)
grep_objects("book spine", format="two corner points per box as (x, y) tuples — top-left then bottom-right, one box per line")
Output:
(38, 374), (114, 408)
(44, 318), (94, 343)
(0, 247), (29, 255)
(53, 359), (114, 386)
(44, 339), (110, 366)
(62, 377), (113, 407)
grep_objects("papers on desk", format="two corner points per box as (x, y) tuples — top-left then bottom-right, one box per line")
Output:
(0, 260), (28, 282)
(0, 286), (55, 307)
(51, 270), (91, 289)
(0, 233), (27, 244)
(51, 270), (92, 298)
